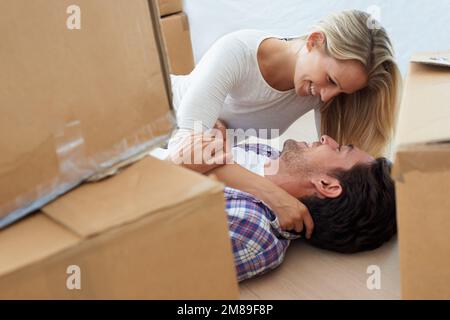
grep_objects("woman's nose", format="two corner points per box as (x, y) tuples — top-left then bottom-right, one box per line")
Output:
(320, 87), (340, 103)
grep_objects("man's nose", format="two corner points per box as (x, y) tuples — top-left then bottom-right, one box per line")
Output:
(320, 135), (339, 148)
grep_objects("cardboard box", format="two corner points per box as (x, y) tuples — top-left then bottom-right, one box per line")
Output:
(393, 52), (450, 299)
(0, 0), (239, 298)
(160, 12), (195, 75)
(158, 0), (183, 17)
(0, 0), (175, 228)
(0, 155), (239, 299)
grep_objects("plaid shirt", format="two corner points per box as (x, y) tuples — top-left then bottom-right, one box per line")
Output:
(226, 143), (301, 282)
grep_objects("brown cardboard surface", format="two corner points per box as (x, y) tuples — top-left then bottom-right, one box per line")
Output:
(396, 167), (450, 299)
(395, 53), (450, 147)
(0, 157), (239, 299)
(160, 12), (195, 75)
(158, 0), (183, 17)
(0, 214), (81, 278)
(0, 0), (239, 299)
(393, 143), (450, 181)
(394, 52), (450, 299)
(0, 0), (174, 228)
(43, 155), (221, 237)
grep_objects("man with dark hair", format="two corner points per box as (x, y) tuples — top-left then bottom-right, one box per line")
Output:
(225, 135), (396, 281)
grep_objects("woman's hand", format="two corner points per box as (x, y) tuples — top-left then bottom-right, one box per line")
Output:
(209, 158), (315, 239)
(213, 119), (227, 137)
(264, 187), (314, 239)
(168, 123), (231, 174)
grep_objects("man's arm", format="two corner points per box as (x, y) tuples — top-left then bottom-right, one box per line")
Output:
(225, 193), (290, 281)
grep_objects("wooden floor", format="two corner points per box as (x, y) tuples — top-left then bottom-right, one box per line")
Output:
(239, 237), (400, 300)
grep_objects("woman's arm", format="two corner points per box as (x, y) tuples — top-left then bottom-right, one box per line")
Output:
(168, 33), (249, 154)
(209, 162), (314, 239)
(167, 121), (314, 238)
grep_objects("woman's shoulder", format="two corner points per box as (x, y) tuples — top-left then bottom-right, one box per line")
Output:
(216, 29), (279, 50)
(225, 29), (276, 39)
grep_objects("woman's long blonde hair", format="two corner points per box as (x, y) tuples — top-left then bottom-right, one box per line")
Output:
(303, 10), (401, 157)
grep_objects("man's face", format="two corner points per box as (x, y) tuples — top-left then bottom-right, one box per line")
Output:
(280, 135), (374, 176)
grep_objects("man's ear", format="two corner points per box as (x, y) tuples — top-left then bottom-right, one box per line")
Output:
(306, 32), (326, 51)
(311, 175), (342, 198)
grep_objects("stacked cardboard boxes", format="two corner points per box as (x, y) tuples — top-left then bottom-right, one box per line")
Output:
(158, 0), (195, 75)
(0, 156), (238, 299)
(0, 0), (238, 299)
(393, 52), (450, 299)
(158, 0), (183, 17)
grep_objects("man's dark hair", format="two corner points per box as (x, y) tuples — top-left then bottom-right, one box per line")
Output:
(300, 157), (396, 253)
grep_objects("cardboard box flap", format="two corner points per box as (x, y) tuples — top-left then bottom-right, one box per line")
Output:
(158, 0), (183, 17)
(395, 52), (450, 147)
(0, 0), (175, 229)
(0, 213), (80, 278)
(393, 143), (450, 181)
(42, 156), (224, 238)
(410, 52), (450, 68)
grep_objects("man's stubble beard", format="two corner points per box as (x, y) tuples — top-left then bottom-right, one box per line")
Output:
(280, 140), (314, 177)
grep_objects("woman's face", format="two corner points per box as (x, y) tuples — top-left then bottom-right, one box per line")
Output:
(293, 32), (368, 103)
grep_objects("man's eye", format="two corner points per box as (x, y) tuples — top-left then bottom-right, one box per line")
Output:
(327, 76), (336, 85)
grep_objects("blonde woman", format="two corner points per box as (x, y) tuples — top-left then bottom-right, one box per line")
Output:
(168, 10), (401, 237)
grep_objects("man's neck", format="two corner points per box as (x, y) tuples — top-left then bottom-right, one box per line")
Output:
(263, 158), (314, 198)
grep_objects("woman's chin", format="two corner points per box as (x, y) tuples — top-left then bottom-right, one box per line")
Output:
(294, 86), (304, 96)
(296, 88), (308, 97)
(294, 81), (310, 97)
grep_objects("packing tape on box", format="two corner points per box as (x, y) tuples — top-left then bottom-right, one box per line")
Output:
(87, 114), (177, 182)
(0, 111), (176, 229)
(55, 119), (92, 184)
